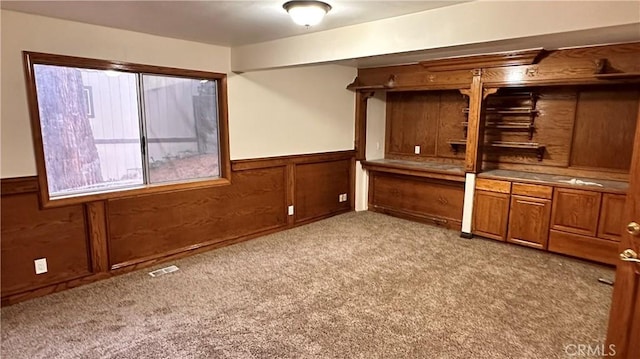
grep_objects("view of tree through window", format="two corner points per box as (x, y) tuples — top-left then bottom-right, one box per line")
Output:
(34, 65), (143, 196)
(32, 63), (220, 198)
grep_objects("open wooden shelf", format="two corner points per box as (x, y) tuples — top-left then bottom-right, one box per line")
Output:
(448, 140), (546, 160)
(462, 122), (535, 130)
(488, 92), (537, 100)
(593, 59), (640, 80)
(463, 107), (539, 115)
(447, 140), (467, 155)
(594, 72), (640, 80)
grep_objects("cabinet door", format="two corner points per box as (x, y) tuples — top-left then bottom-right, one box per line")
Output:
(597, 193), (626, 241)
(551, 188), (601, 236)
(473, 190), (510, 241)
(507, 195), (552, 249)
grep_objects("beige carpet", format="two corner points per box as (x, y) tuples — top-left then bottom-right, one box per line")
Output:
(1, 211), (614, 359)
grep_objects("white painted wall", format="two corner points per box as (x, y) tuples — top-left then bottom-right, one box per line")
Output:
(0, 10), (357, 178)
(0, 10), (229, 178)
(232, 0), (640, 71)
(355, 92), (386, 211)
(365, 93), (387, 161)
(227, 65), (355, 160)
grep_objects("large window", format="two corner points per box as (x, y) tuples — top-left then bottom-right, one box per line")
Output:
(24, 52), (229, 205)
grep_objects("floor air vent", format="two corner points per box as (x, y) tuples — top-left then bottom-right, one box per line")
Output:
(148, 265), (179, 277)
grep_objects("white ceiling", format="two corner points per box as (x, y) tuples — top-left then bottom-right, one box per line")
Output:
(0, 1), (467, 47)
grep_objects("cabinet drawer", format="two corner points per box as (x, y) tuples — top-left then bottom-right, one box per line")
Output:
(476, 178), (511, 193)
(551, 188), (601, 236)
(548, 230), (618, 266)
(597, 193), (626, 241)
(512, 183), (553, 199)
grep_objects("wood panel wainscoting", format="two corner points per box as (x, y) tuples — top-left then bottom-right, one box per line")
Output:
(0, 150), (355, 305)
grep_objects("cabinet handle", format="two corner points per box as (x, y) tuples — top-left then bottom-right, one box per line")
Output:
(627, 222), (640, 236)
(517, 200), (544, 206)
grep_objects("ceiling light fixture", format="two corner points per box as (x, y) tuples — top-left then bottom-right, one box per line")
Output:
(283, 1), (332, 27)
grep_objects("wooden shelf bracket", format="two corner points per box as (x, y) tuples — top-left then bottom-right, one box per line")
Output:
(347, 75), (396, 91)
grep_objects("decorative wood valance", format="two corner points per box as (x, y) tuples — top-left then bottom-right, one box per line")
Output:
(419, 49), (546, 72)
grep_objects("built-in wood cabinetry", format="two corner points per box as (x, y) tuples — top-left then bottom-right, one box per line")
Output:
(473, 179), (555, 250)
(471, 175), (623, 263)
(354, 42), (639, 266)
(471, 176), (624, 264)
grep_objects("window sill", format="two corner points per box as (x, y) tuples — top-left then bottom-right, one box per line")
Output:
(38, 176), (231, 208)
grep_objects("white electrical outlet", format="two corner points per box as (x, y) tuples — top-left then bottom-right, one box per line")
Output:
(338, 193), (348, 202)
(376, 142), (380, 150)
(338, 194), (343, 202)
(288, 205), (294, 216)
(34, 258), (48, 274)
(414, 145), (421, 154)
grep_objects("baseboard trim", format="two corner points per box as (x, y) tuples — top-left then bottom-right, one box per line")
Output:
(369, 206), (462, 231)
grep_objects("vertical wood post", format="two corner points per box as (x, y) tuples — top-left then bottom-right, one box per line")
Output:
(86, 201), (109, 273)
(464, 70), (485, 173)
(286, 163), (295, 227)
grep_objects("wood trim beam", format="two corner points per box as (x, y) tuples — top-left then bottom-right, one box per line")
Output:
(464, 70), (485, 173)
(419, 48), (545, 72)
(231, 150), (356, 171)
(1, 177), (39, 196)
(23, 51), (227, 79)
(364, 167), (465, 183)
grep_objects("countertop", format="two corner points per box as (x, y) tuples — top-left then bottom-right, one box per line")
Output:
(478, 169), (628, 194)
(361, 159), (628, 194)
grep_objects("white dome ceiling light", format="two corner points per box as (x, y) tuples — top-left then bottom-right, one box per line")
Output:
(283, 1), (332, 27)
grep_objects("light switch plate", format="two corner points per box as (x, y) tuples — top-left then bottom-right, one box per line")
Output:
(34, 258), (48, 274)
(414, 145), (421, 154)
